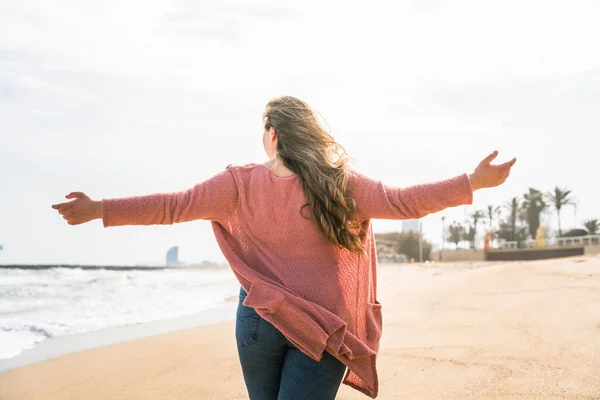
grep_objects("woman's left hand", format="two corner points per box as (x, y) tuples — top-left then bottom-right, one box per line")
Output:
(52, 192), (102, 225)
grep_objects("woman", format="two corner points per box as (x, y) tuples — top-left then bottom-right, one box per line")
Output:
(52, 96), (516, 399)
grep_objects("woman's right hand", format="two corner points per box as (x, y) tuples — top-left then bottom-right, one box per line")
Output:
(469, 151), (517, 191)
(51, 192), (102, 225)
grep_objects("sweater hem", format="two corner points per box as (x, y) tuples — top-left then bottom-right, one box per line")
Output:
(242, 279), (380, 398)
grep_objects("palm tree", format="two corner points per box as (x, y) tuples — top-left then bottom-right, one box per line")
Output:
(448, 222), (465, 249)
(486, 205), (501, 234)
(522, 188), (546, 239)
(503, 197), (521, 241)
(546, 187), (575, 237)
(467, 210), (485, 249)
(584, 219), (600, 235)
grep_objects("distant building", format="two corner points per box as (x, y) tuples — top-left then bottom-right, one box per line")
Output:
(402, 219), (421, 233)
(166, 246), (179, 266)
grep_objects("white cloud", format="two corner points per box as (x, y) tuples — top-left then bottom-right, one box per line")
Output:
(1, 0), (599, 264)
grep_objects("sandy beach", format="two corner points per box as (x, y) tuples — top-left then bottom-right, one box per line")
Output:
(1, 256), (599, 400)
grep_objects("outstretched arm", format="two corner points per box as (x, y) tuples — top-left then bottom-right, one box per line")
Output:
(351, 151), (516, 221)
(52, 168), (238, 226)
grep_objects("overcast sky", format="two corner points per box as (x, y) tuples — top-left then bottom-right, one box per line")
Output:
(1, 0), (599, 265)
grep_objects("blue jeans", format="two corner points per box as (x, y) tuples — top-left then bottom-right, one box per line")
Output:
(236, 287), (347, 400)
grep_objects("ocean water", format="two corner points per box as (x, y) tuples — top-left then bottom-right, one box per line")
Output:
(0, 266), (240, 360)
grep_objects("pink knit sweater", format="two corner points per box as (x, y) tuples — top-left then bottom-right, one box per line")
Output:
(101, 163), (473, 398)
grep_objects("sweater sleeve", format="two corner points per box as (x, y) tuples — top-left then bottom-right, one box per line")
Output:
(349, 171), (473, 221)
(100, 168), (238, 227)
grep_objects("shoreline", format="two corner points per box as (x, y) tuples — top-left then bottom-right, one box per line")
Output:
(0, 262), (493, 373)
(0, 299), (238, 373)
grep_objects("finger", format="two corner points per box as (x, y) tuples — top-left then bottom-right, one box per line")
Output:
(64, 217), (79, 225)
(66, 192), (85, 200)
(65, 192), (89, 199)
(497, 158), (516, 170)
(480, 150), (499, 165)
(52, 202), (72, 211)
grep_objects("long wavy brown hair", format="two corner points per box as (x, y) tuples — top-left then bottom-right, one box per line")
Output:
(263, 96), (364, 253)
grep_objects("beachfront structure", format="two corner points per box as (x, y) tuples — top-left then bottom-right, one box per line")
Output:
(485, 234), (600, 261)
(166, 246), (179, 266)
(434, 233), (600, 262)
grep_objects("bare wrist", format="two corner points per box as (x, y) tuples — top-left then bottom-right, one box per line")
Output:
(469, 173), (482, 191)
(94, 200), (102, 220)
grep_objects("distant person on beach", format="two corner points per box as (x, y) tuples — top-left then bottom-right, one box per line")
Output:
(52, 96), (516, 399)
